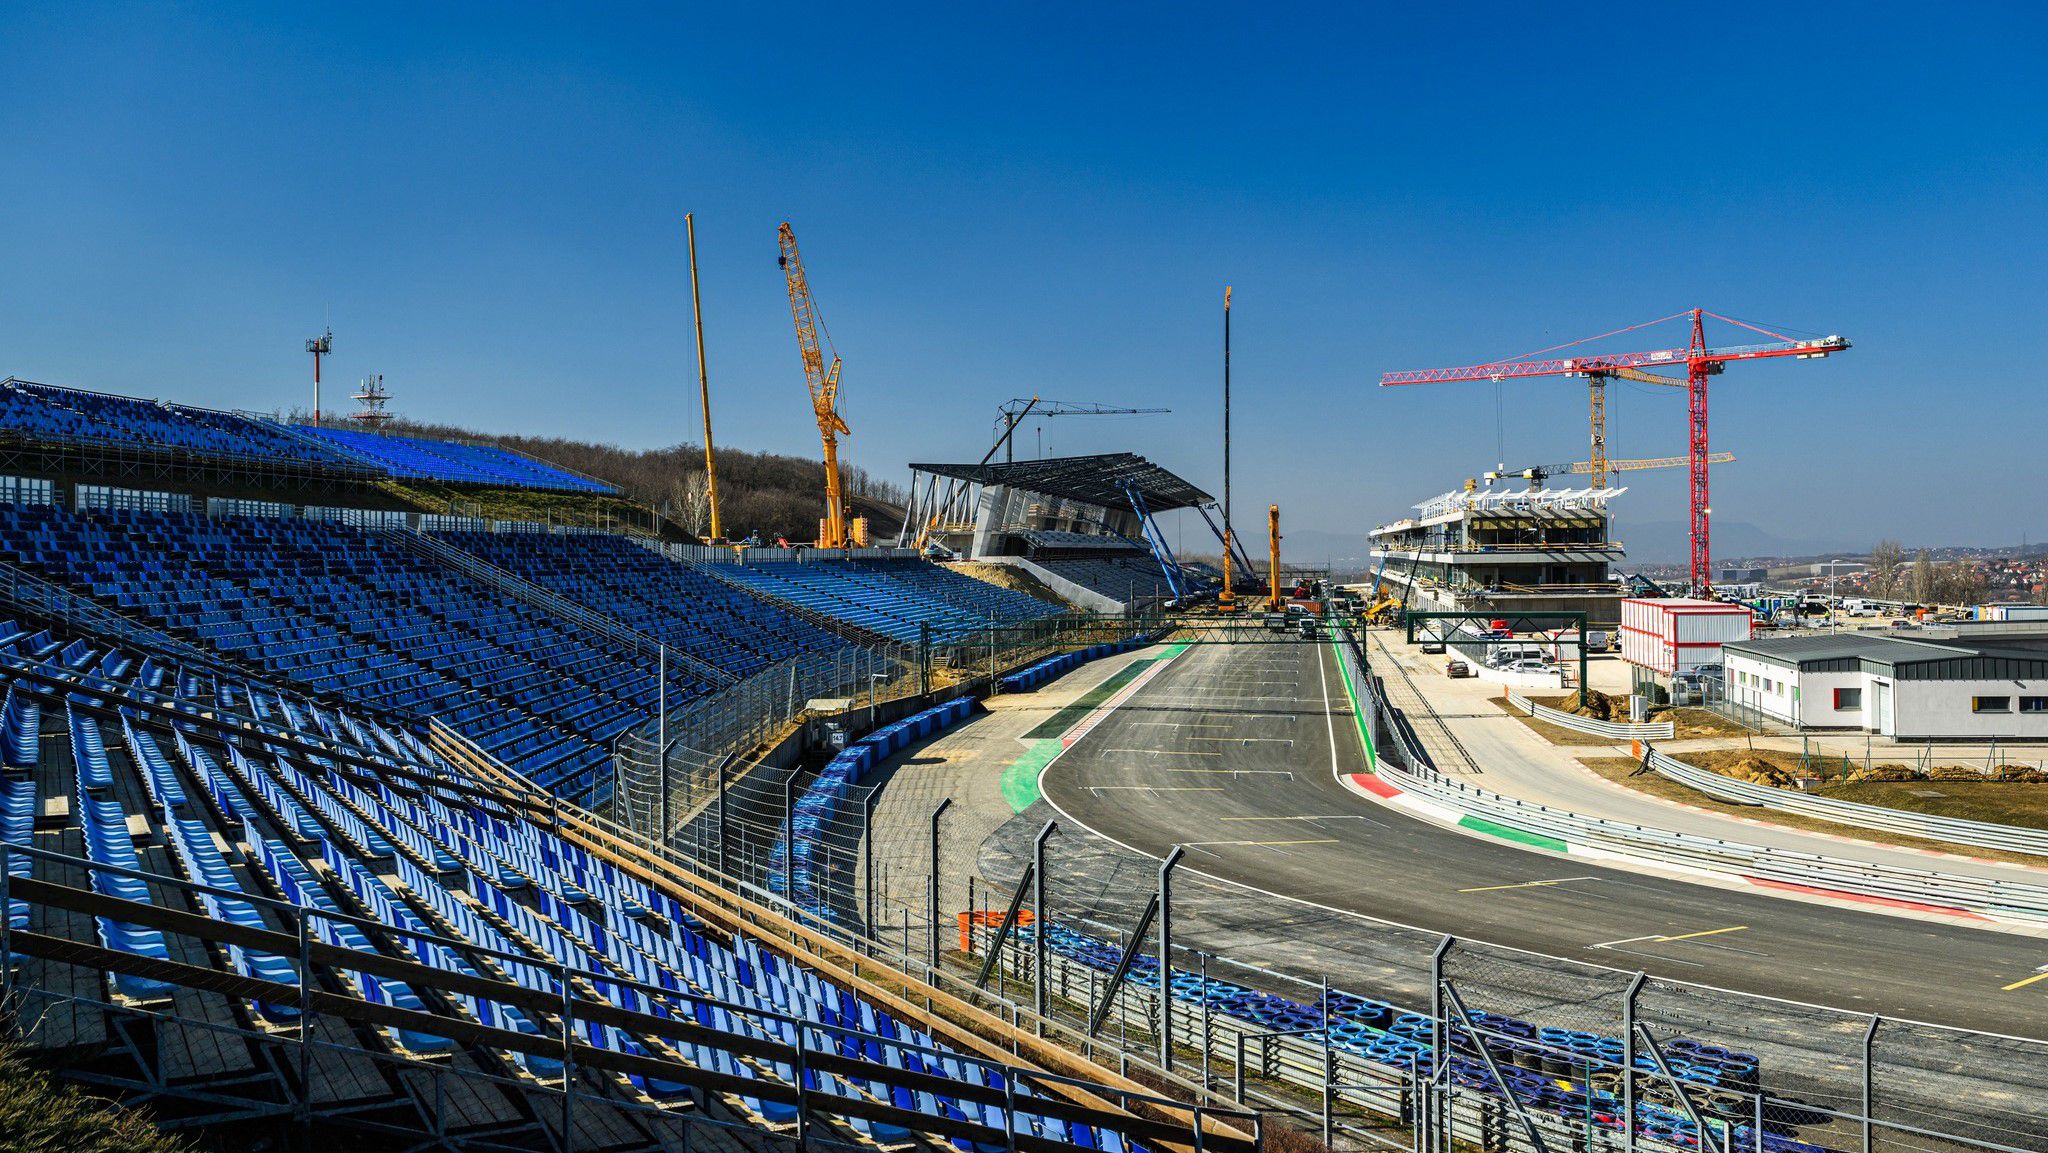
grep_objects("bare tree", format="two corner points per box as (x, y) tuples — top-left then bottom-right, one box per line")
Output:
(1912, 550), (1936, 604)
(1935, 559), (1983, 606)
(1868, 539), (1905, 599)
(666, 471), (712, 538)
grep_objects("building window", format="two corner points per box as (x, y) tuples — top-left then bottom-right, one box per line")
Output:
(1834, 687), (1862, 711)
(2022, 697), (2048, 714)
(1973, 696), (2012, 714)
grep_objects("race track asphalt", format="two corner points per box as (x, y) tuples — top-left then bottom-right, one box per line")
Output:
(1037, 638), (2048, 1039)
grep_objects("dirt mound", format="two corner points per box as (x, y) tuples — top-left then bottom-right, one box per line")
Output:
(1560, 689), (1621, 722)
(1846, 764), (1921, 783)
(1927, 764), (1993, 781)
(1719, 755), (1798, 788)
(1994, 765), (2048, 782)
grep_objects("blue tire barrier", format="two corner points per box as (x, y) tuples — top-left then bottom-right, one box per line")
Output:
(997, 637), (1150, 693)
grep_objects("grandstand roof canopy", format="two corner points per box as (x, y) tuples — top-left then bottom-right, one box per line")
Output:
(908, 452), (1213, 512)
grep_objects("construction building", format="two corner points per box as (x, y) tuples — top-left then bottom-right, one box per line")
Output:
(1723, 629), (2048, 738)
(900, 452), (1230, 612)
(1368, 483), (1627, 629)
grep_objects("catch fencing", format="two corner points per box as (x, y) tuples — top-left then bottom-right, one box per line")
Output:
(1505, 691), (1675, 740)
(1643, 747), (2048, 859)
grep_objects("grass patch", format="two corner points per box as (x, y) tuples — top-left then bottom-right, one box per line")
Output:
(1580, 756), (2048, 868)
(0, 1038), (186, 1151)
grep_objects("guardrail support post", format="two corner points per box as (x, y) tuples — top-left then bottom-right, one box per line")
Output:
(1157, 844), (1187, 1073)
(1863, 1014), (1878, 1153)
(929, 798), (951, 969)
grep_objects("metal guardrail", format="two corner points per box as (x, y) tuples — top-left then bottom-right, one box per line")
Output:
(1342, 632), (2048, 924)
(1506, 692), (1674, 740)
(1644, 747), (2048, 859)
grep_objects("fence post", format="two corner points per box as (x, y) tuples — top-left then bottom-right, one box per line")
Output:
(1863, 1014), (1878, 1153)
(0, 844), (11, 1009)
(783, 770), (796, 903)
(1623, 971), (1644, 1153)
(1200, 952), (1212, 1093)
(930, 798), (951, 969)
(658, 645), (669, 839)
(1032, 820), (1057, 1035)
(718, 754), (731, 878)
(1156, 844), (1187, 1072)
(862, 789), (878, 951)
(297, 909), (313, 1128)
(1321, 974), (1334, 1150)
(1428, 936), (1451, 1153)
(920, 621), (932, 697)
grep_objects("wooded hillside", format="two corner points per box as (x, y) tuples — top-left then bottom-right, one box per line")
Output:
(378, 418), (906, 542)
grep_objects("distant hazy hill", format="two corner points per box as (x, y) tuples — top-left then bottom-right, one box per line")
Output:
(1616, 518), (1860, 565)
(378, 419), (906, 542)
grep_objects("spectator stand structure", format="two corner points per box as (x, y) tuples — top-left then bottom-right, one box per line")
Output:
(0, 377), (622, 510)
(0, 618), (1252, 1152)
(901, 453), (1237, 612)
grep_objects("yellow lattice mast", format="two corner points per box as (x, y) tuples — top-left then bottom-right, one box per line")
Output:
(778, 222), (850, 548)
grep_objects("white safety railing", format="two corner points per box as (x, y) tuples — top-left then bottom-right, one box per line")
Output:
(1644, 746), (2048, 859)
(1340, 633), (2048, 924)
(1505, 692), (1674, 740)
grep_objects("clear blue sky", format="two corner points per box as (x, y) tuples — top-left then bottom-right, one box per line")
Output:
(3, 3), (2042, 557)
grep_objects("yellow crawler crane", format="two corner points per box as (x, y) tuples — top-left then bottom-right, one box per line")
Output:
(778, 221), (850, 548)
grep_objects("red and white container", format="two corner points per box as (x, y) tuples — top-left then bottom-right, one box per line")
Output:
(1619, 598), (1753, 676)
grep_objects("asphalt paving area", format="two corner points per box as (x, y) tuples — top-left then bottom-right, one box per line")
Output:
(962, 637), (2048, 1132)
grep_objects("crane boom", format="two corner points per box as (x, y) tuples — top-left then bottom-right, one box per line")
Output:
(1379, 335), (1846, 386)
(778, 222), (851, 548)
(1379, 309), (1848, 592)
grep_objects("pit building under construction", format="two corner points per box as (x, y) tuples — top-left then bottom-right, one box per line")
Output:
(1368, 483), (1627, 630)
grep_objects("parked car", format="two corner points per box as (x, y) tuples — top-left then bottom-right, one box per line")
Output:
(1444, 659), (1471, 678)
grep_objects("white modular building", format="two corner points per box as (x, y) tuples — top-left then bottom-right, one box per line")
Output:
(1721, 633), (2048, 738)
(1619, 597), (1754, 678)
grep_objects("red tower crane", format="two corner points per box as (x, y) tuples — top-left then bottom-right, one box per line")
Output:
(1380, 309), (1849, 594)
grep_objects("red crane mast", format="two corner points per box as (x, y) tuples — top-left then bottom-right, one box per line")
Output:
(1380, 309), (1849, 593)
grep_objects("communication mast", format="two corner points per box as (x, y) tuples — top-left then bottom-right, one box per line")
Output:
(305, 328), (333, 427)
(349, 374), (394, 427)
